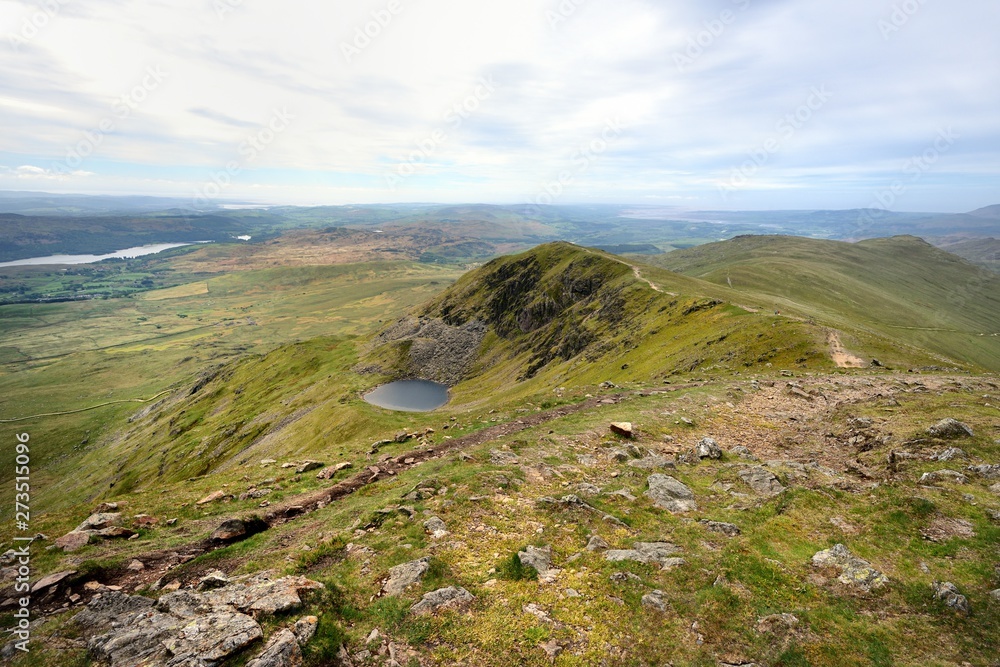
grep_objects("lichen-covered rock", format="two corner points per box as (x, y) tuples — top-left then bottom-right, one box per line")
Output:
(641, 590), (668, 611)
(932, 581), (971, 615)
(382, 558), (431, 596)
(812, 544), (888, 590)
(410, 586), (475, 615)
(645, 474), (697, 512)
(517, 545), (552, 575)
(928, 419), (973, 439)
(605, 542), (683, 568)
(73, 573), (325, 667)
(586, 535), (609, 552)
(919, 470), (968, 485)
(696, 437), (723, 459)
(967, 464), (1000, 480)
(423, 516), (449, 538)
(246, 628), (302, 667)
(699, 520), (741, 537)
(738, 466), (785, 496)
(75, 512), (121, 532)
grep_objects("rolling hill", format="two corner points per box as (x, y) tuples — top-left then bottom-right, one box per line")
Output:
(641, 235), (1000, 372)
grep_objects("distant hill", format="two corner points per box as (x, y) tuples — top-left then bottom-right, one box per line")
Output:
(647, 235), (1000, 371)
(939, 237), (1000, 273)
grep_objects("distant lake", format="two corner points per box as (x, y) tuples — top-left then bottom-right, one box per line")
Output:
(0, 243), (200, 268)
(364, 380), (450, 412)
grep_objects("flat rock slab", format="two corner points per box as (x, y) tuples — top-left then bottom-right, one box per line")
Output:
(645, 474), (697, 512)
(31, 570), (76, 594)
(605, 542), (683, 568)
(410, 586), (475, 615)
(74, 512), (121, 532)
(812, 544), (888, 590)
(738, 466), (785, 496)
(382, 557), (431, 596)
(74, 573), (324, 667)
(628, 456), (675, 470)
(55, 531), (91, 552)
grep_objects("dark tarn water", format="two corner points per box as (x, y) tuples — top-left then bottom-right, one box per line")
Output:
(363, 380), (450, 412)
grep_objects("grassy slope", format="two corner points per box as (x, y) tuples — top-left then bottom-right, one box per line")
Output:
(0, 261), (465, 513)
(639, 235), (1000, 371)
(4, 240), (1000, 667)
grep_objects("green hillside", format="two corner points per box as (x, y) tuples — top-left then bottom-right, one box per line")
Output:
(641, 235), (1000, 371)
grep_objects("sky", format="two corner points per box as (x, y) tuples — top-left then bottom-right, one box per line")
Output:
(0, 0), (998, 211)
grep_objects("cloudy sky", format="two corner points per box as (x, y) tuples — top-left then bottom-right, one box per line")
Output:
(1, 0), (998, 211)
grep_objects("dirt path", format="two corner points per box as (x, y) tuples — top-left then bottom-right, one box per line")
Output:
(827, 330), (865, 368)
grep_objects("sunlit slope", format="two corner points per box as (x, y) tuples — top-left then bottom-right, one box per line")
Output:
(641, 235), (1000, 371)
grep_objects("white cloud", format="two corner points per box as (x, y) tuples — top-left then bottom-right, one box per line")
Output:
(0, 0), (997, 209)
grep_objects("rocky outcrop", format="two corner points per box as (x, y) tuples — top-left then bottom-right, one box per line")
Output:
(696, 437), (723, 459)
(410, 587), (475, 615)
(517, 546), (552, 575)
(812, 544), (888, 590)
(73, 573), (323, 667)
(382, 558), (430, 596)
(738, 466), (785, 496)
(363, 317), (487, 385)
(928, 418), (973, 439)
(605, 542), (685, 568)
(932, 581), (971, 615)
(645, 474), (697, 512)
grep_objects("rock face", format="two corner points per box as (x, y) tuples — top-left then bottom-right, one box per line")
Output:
(73, 573), (323, 667)
(364, 316), (488, 385)
(645, 474), (697, 512)
(812, 544), (888, 590)
(738, 466), (785, 496)
(696, 437), (723, 459)
(928, 419), (973, 439)
(932, 581), (971, 615)
(382, 557), (431, 596)
(410, 586), (475, 615)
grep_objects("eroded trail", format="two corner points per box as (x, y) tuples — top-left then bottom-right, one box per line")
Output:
(827, 330), (866, 368)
